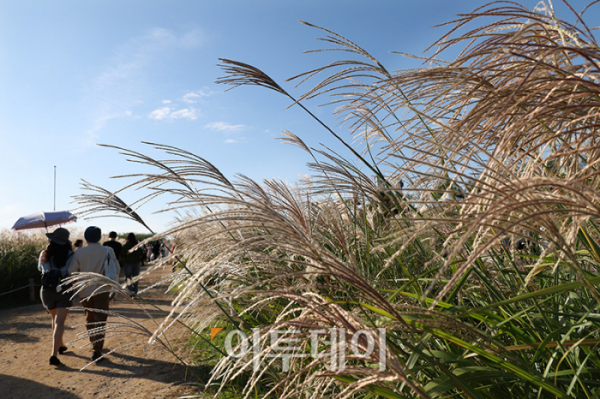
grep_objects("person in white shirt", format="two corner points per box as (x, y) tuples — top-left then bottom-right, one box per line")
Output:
(67, 226), (119, 362)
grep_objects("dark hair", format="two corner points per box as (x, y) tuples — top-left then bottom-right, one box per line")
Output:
(41, 240), (72, 267)
(84, 226), (101, 243)
(74, 239), (83, 248)
(109, 231), (118, 239)
(126, 233), (138, 245)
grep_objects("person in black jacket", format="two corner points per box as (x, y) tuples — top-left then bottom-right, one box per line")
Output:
(152, 241), (161, 261)
(103, 231), (122, 265)
(120, 233), (144, 296)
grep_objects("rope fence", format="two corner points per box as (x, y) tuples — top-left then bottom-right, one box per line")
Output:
(0, 279), (41, 302)
(0, 284), (30, 296)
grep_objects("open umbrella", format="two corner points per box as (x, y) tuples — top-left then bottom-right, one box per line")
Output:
(11, 211), (77, 232)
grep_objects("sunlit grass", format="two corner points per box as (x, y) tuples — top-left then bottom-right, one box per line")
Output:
(0, 229), (47, 306)
(69, 1), (600, 398)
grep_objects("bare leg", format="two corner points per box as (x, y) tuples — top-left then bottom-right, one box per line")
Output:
(48, 308), (57, 357)
(55, 308), (69, 350)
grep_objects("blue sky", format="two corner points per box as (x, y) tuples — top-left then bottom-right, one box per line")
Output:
(1, 1), (595, 235)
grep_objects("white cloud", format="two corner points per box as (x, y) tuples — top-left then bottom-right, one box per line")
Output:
(204, 121), (246, 132)
(149, 107), (198, 120)
(162, 100), (172, 104)
(182, 93), (201, 103)
(179, 27), (205, 48)
(149, 107), (172, 120)
(171, 108), (197, 120)
(83, 111), (125, 146)
(83, 27), (205, 143)
(225, 139), (237, 143)
(182, 90), (211, 103)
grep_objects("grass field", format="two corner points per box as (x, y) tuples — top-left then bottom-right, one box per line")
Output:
(51, 2), (600, 398)
(0, 230), (47, 306)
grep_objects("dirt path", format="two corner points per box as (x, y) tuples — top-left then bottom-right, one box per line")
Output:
(0, 264), (203, 399)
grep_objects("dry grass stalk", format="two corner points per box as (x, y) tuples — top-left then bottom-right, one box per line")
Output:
(70, 1), (600, 397)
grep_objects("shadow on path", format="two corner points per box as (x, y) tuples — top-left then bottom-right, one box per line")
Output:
(0, 374), (79, 399)
(58, 349), (193, 384)
(0, 332), (41, 343)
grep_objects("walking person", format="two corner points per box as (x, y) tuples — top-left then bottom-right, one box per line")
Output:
(152, 241), (161, 261)
(120, 233), (143, 297)
(38, 227), (73, 366)
(103, 231), (122, 264)
(144, 244), (151, 263)
(68, 226), (120, 362)
(103, 231), (123, 283)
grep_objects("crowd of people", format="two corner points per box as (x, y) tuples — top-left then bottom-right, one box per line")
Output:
(38, 226), (153, 367)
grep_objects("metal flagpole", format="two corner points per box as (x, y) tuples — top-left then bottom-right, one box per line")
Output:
(54, 166), (56, 211)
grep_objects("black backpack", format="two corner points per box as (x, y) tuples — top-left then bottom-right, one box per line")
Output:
(41, 253), (71, 290)
(42, 268), (62, 290)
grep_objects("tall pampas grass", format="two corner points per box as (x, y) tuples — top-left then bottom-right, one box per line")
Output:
(0, 229), (48, 304)
(71, 1), (600, 397)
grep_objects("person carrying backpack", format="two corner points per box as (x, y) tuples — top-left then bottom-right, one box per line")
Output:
(38, 227), (73, 366)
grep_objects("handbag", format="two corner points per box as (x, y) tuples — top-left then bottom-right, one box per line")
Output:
(103, 248), (118, 283)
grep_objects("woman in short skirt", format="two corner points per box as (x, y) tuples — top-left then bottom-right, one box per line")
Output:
(38, 227), (73, 366)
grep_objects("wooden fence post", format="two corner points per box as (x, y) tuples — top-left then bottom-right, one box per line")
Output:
(29, 278), (35, 303)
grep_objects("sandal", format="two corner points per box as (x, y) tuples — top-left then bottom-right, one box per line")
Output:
(50, 356), (62, 366)
(58, 346), (68, 354)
